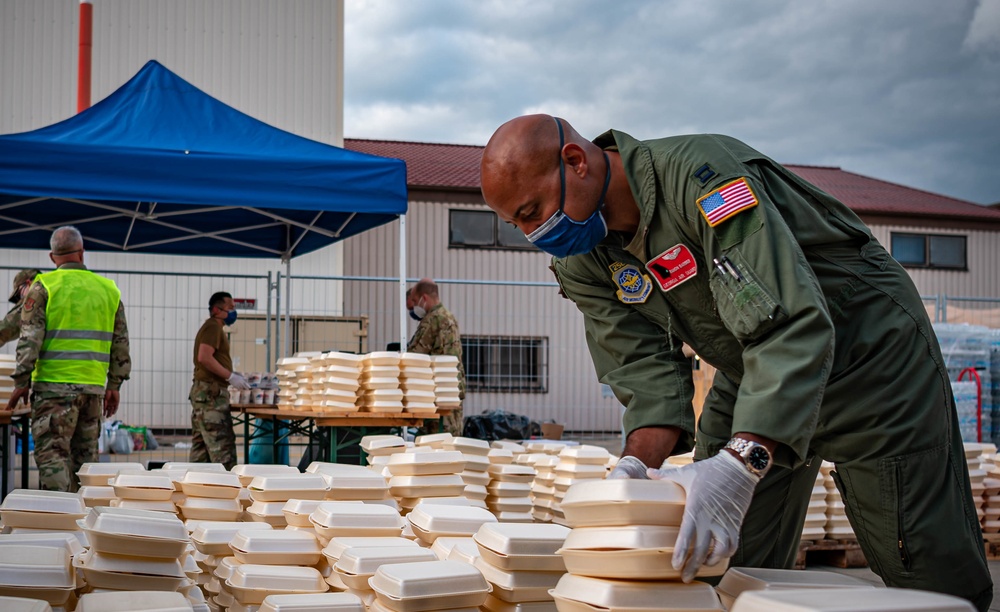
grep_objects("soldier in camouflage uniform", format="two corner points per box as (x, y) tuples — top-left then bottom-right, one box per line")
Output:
(190, 292), (250, 469)
(0, 269), (40, 347)
(5, 228), (130, 492)
(407, 278), (466, 436)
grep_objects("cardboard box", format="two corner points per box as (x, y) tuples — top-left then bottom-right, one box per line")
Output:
(540, 423), (564, 440)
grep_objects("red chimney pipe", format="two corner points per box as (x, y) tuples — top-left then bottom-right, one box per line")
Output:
(78, 0), (93, 113)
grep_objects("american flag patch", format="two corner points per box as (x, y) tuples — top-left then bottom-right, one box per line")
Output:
(697, 178), (758, 227)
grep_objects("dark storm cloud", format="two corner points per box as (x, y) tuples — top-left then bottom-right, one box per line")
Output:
(344, 0), (1000, 204)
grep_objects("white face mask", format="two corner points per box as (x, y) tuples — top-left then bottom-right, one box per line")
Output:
(412, 298), (427, 320)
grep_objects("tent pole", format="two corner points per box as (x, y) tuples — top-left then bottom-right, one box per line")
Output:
(399, 214), (407, 352)
(266, 271), (273, 373)
(284, 258), (291, 358)
(274, 271), (282, 365)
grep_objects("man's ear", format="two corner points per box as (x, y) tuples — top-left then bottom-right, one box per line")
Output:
(562, 143), (589, 177)
(49, 252), (57, 265)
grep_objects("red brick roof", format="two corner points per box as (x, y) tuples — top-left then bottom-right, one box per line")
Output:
(345, 138), (1000, 223)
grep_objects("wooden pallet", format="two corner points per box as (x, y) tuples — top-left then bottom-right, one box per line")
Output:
(795, 538), (868, 570)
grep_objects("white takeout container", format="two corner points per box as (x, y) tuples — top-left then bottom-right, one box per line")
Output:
(79, 485), (117, 507)
(190, 521), (273, 556)
(487, 464), (536, 483)
(258, 592), (366, 612)
(111, 473), (176, 501)
(77, 462), (146, 486)
(473, 557), (561, 603)
(248, 474), (330, 502)
(246, 500), (290, 527)
(0, 532), (85, 558)
(368, 560), (490, 612)
(550, 574), (723, 612)
(715, 567), (876, 609)
(80, 506), (189, 558)
(333, 546), (438, 590)
(0, 489), (88, 530)
(283, 499), (327, 527)
(559, 479), (685, 527)
(227, 564), (327, 605)
(322, 536), (420, 565)
(179, 497), (243, 521)
(728, 587), (973, 612)
(473, 523), (568, 571)
(388, 474), (466, 498)
(406, 504), (497, 542)
(180, 471), (242, 499)
(75, 589), (193, 611)
(310, 502), (405, 538)
(231, 464), (301, 487)
(229, 530), (322, 566)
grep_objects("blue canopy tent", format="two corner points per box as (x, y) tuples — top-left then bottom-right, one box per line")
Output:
(0, 59), (407, 258)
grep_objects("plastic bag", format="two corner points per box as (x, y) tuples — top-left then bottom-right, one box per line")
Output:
(110, 429), (133, 454)
(463, 409), (531, 441)
(122, 425), (147, 451)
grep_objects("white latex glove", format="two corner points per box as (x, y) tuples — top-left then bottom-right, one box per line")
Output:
(647, 451), (760, 582)
(607, 455), (649, 480)
(227, 372), (251, 390)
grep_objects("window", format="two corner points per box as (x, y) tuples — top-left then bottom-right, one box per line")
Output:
(890, 232), (967, 270)
(449, 209), (535, 250)
(462, 336), (548, 393)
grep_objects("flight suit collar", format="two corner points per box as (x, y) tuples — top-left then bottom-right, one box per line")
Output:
(593, 129), (658, 262)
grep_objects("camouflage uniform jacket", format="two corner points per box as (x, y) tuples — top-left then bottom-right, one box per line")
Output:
(13, 263), (131, 395)
(0, 303), (22, 347)
(407, 303), (465, 399)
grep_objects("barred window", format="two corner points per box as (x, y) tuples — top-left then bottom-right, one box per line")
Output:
(461, 336), (548, 393)
(449, 209), (534, 250)
(890, 232), (967, 270)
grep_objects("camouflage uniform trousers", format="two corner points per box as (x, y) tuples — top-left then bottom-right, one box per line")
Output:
(441, 407), (464, 437)
(31, 391), (101, 492)
(189, 380), (237, 470)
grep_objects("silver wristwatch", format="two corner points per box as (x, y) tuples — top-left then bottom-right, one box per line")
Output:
(724, 437), (772, 476)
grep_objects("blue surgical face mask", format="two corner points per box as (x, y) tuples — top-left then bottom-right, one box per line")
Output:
(224, 309), (238, 326)
(526, 118), (612, 258)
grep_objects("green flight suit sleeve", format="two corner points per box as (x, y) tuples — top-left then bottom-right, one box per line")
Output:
(0, 304), (21, 347)
(668, 140), (835, 467)
(553, 256), (697, 455)
(106, 301), (131, 390)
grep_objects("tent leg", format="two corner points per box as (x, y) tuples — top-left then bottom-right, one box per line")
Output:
(399, 214), (407, 351)
(284, 260), (291, 358)
(275, 271), (282, 364)
(266, 271), (273, 372)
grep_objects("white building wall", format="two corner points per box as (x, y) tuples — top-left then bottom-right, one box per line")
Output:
(0, 0), (347, 428)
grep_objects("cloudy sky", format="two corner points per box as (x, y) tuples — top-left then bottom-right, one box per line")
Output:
(343, 0), (1000, 205)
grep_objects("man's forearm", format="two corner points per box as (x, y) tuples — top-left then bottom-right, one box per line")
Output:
(622, 425), (684, 469)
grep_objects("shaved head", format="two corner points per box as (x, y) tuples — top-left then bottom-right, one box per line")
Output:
(481, 114), (561, 205)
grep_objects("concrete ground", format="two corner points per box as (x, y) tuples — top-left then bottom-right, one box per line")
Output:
(11, 431), (1000, 610)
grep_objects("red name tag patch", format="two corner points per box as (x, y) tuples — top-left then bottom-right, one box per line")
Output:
(645, 244), (698, 292)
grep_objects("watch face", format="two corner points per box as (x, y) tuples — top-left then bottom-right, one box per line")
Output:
(747, 446), (770, 471)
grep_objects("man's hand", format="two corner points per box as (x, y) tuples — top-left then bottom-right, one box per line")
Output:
(227, 372), (250, 390)
(4, 387), (29, 411)
(607, 455), (649, 480)
(647, 452), (760, 582)
(103, 389), (120, 418)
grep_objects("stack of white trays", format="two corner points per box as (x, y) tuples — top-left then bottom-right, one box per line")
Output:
(318, 352), (363, 413)
(431, 355), (462, 408)
(399, 353), (437, 415)
(486, 463), (536, 523)
(360, 353), (404, 413)
(801, 468), (826, 541)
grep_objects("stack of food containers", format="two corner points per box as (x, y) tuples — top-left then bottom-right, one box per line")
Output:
(321, 536), (419, 593)
(821, 462), (855, 540)
(430, 355), (462, 411)
(472, 522), (569, 611)
(246, 473), (330, 528)
(368, 560), (491, 612)
(443, 437), (491, 506)
(397, 353), (437, 416)
(76, 507), (192, 595)
(275, 356), (310, 410)
(332, 544), (438, 605)
(361, 435), (409, 475)
(405, 502), (497, 547)
(359, 353), (404, 413)
(531, 455), (560, 523)
(0, 544), (77, 609)
(319, 352), (363, 413)
(388, 450), (468, 514)
(307, 462), (392, 506)
(486, 462), (536, 523)
(966, 443), (988, 527)
(983, 455), (1000, 534)
(0, 354), (14, 403)
(77, 462), (146, 508)
(551, 446), (609, 525)
(552, 479), (726, 611)
(177, 470), (243, 522)
(800, 469), (826, 542)
(190, 522), (268, 608)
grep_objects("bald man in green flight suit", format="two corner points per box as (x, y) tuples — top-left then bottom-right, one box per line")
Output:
(480, 115), (991, 611)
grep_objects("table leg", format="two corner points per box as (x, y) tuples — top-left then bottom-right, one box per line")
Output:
(1, 423), (9, 499)
(19, 417), (29, 489)
(243, 413), (250, 465)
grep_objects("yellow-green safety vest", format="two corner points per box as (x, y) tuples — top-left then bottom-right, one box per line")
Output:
(34, 269), (120, 386)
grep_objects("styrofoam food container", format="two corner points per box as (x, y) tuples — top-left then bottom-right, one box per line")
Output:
(179, 497), (244, 521)
(472, 523), (568, 571)
(406, 504), (497, 542)
(388, 475), (466, 498)
(473, 557), (561, 603)
(77, 462), (146, 486)
(282, 499), (328, 527)
(359, 436), (407, 458)
(443, 437), (491, 456)
(0, 489), (88, 530)
(75, 590), (192, 611)
(554, 464), (607, 479)
(729, 587), (973, 612)
(0, 532), (85, 558)
(78, 548), (184, 578)
(487, 449), (514, 465)
(322, 536), (420, 564)
(481, 594), (557, 612)
(368, 560), (490, 611)
(180, 471), (242, 499)
(80, 506), (189, 558)
(559, 479), (685, 528)
(259, 592), (366, 612)
(248, 474), (329, 502)
(190, 522), (273, 556)
(487, 481), (531, 497)
(716, 567), (875, 609)
(487, 464), (536, 483)
(246, 500), (290, 526)
(0, 545), (74, 592)
(461, 471), (491, 487)
(79, 485), (117, 507)
(110, 473), (176, 501)
(550, 574), (723, 612)
(333, 546), (438, 590)
(413, 433), (453, 448)
(110, 498), (178, 513)
(74, 552), (188, 592)
(446, 539), (483, 565)
(557, 446), (610, 465)
(227, 565), (327, 605)
(461, 454), (491, 473)
(429, 536), (474, 561)
(310, 502), (404, 538)
(229, 530), (322, 566)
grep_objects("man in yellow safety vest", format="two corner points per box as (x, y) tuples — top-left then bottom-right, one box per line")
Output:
(5, 226), (131, 492)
